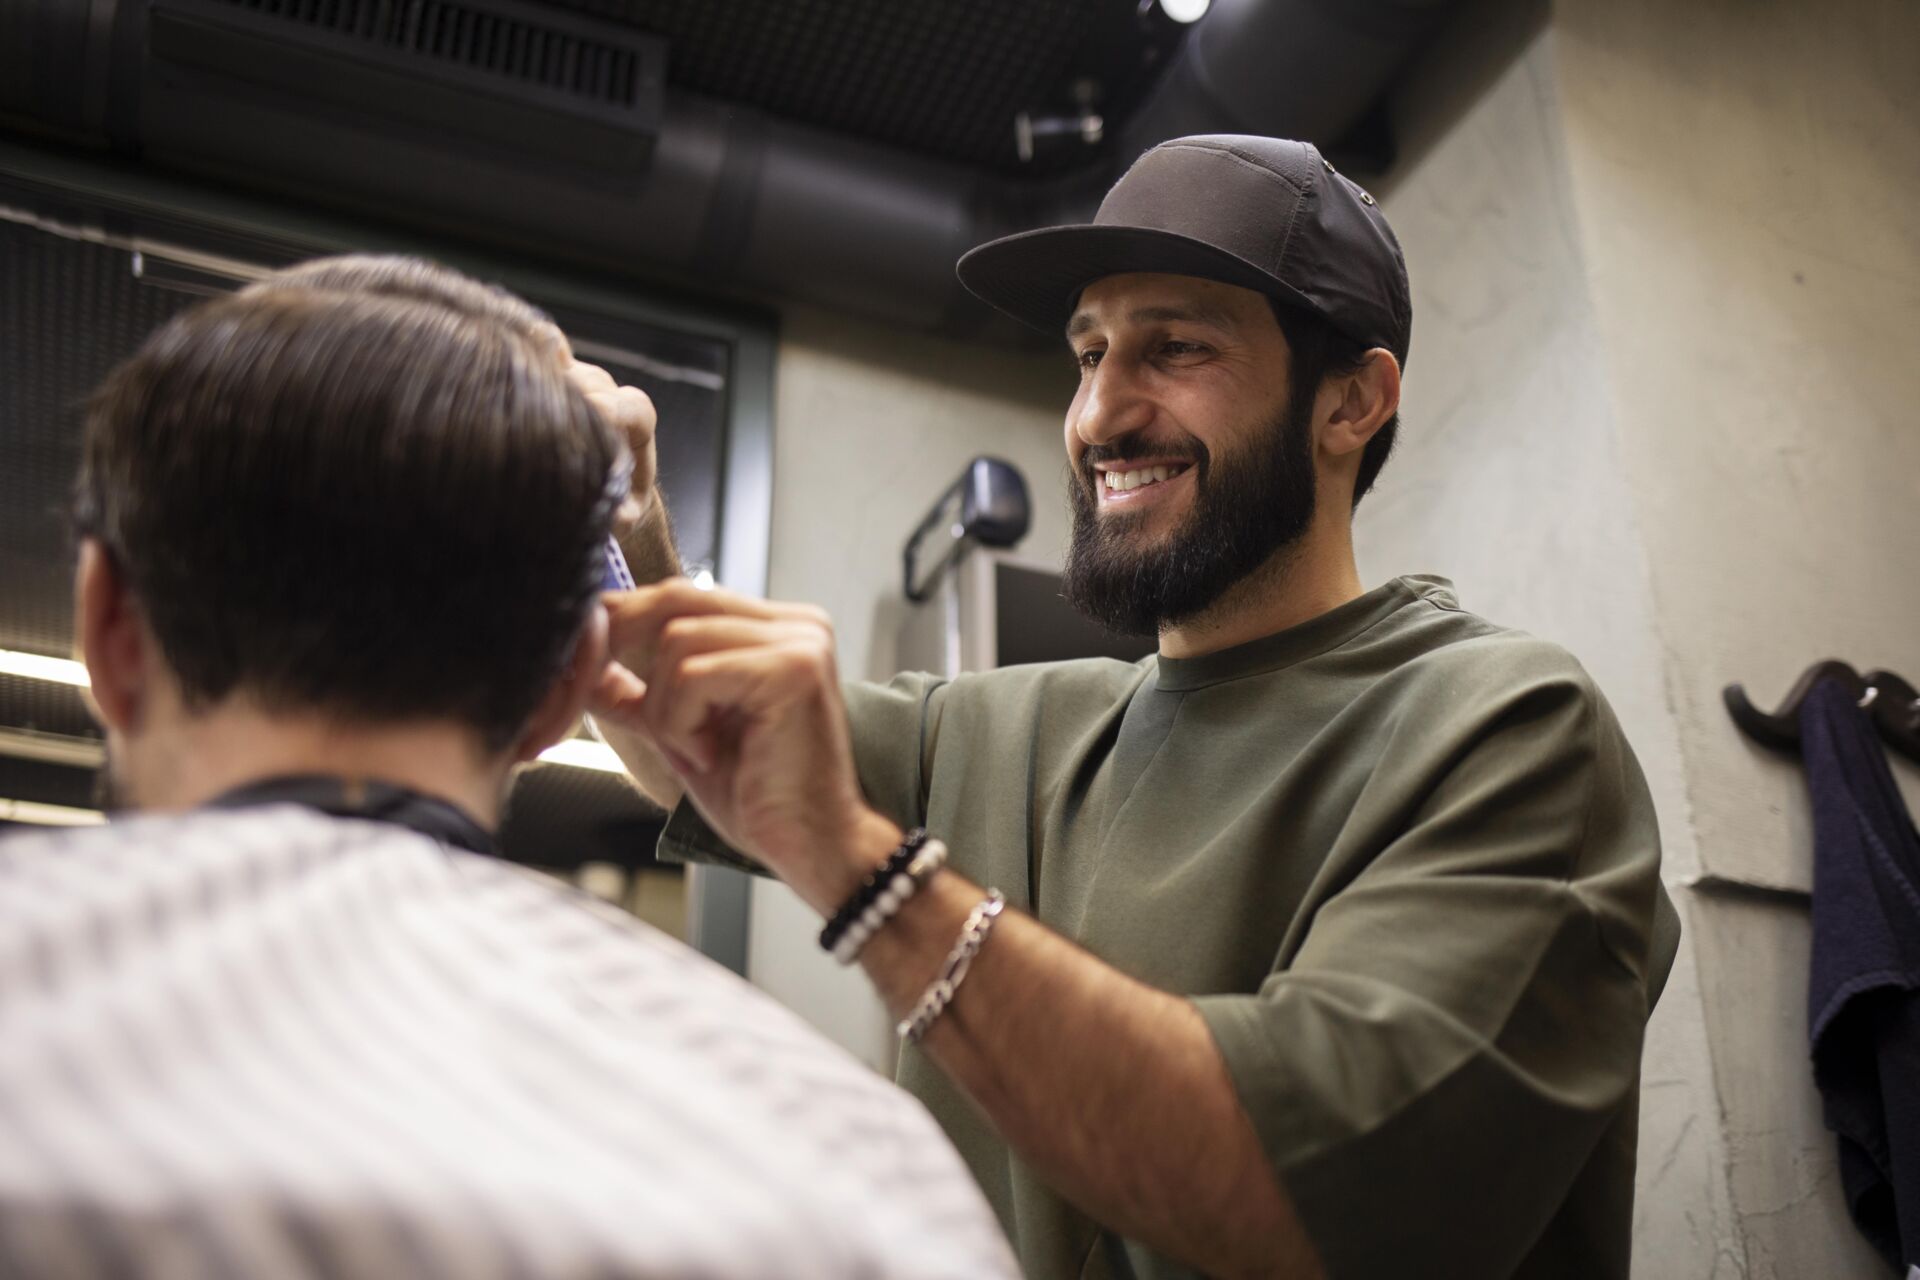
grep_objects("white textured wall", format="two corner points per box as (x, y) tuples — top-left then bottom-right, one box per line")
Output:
(1367, 18), (1734, 1275)
(1362, 1), (1920, 1274)
(1558, 0), (1920, 896)
(747, 304), (1072, 1069)
(1359, 12), (1696, 880)
(1554, 2), (1920, 1273)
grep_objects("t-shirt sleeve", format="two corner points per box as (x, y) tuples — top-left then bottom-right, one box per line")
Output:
(656, 672), (949, 871)
(1192, 653), (1669, 1279)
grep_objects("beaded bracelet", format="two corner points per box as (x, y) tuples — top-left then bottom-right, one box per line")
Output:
(897, 890), (1006, 1043)
(819, 827), (931, 956)
(829, 838), (949, 965)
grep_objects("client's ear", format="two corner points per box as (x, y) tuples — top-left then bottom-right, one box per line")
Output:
(75, 540), (150, 733)
(513, 602), (611, 764)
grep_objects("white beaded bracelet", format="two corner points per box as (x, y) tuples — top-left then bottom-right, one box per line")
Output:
(897, 889), (1006, 1043)
(830, 838), (950, 965)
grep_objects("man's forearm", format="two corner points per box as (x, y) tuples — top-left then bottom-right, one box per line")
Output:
(595, 575), (1319, 1271)
(858, 848), (1323, 1279)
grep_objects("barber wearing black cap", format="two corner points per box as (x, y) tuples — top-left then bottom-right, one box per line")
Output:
(594, 135), (1681, 1280)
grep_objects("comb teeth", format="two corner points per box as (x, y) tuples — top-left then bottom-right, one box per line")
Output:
(602, 538), (637, 592)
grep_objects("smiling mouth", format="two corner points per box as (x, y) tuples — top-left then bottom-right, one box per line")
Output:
(1095, 462), (1192, 502)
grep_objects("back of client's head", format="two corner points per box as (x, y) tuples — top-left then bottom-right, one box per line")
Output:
(75, 255), (628, 753)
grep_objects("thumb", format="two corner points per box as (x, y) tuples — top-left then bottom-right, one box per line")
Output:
(588, 662), (649, 728)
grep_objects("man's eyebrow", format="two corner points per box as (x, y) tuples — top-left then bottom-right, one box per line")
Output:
(1065, 303), (1237, 341)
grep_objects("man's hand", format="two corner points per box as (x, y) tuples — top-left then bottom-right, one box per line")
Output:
(591, 580), (888, 914)
(566, 357), (686, 810)
(593, 586), (1320, 1279)
(566, 357), (658, 539)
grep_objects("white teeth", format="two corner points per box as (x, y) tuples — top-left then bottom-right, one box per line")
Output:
(1101, 465), (1185, 493)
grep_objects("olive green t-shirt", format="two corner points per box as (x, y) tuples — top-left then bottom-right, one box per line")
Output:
(660, 575), (1680, 1280)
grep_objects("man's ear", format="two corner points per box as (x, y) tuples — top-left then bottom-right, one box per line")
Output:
(75, 539), (148, 733)
(1318, 348), (1401, 460)
(512, 602), (612, 765)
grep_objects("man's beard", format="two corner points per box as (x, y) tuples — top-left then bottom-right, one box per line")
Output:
(1061, 393), (1318, 638)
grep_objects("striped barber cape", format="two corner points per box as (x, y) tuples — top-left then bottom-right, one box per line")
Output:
(0, 805), (1016, 1280)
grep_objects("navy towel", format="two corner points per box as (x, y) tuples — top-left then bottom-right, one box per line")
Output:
(1802, 677), (1920, 1271)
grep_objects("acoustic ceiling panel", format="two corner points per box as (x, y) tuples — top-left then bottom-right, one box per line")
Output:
(541, 0), (1188, 174)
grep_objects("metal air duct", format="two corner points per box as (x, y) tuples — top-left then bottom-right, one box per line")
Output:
(0, 0), (1459, 339)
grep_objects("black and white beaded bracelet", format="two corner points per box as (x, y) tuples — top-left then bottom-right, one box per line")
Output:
(828, 838), (949, 965)
(819, 829), (950, 964)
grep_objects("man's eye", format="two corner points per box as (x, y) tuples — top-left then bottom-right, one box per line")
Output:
(1161, 341), (1204, 358)
(1076, 349), (1104, 371)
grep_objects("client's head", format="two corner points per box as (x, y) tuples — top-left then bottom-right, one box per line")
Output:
(72, 254), (628, 821)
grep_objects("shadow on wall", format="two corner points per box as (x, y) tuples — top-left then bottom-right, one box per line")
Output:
(1368, 0), (1551, 207)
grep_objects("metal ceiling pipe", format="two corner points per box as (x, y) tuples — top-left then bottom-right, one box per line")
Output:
(719, 0), (1460, 339)
(0, 0), (1459, 341)
(1120, 0), (1459, 158)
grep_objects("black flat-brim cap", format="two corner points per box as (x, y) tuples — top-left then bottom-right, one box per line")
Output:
(957, 135), (1412, 368)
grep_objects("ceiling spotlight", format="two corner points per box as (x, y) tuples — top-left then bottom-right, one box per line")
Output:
(1158, 0), (1211, 23)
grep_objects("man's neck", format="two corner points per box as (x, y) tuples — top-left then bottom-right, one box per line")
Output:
(1157, 515), (1366, 660)
(124, 703), (509, 828)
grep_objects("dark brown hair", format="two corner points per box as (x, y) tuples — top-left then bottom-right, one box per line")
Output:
(74, 255), (628, 750)
(1269, 299), (1399, 509)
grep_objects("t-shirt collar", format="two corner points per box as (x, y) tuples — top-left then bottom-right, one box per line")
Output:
(1151, 576), (1440, 692)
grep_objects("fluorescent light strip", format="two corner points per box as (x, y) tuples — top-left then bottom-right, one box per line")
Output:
(0, 648), (89, 687)
(0, 798), (106, 827)
(0, 648), (625, 774)
(0, 728), (105, 768)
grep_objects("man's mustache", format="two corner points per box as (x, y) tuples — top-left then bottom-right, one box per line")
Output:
(1082, 432), (1206, 467)
(1079, 433), (1208, 491)
(1075, 433), (1205, 498)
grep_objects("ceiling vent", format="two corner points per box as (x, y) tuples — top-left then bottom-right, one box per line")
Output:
(146, 0), (666, 183)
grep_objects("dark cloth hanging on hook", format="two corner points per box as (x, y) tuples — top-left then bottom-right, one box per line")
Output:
(1802, 677), (1920, 1272)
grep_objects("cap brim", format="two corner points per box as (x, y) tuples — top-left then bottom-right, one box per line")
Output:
(956, 224), (1307, 336)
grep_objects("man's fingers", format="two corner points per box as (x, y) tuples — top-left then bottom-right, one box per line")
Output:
(641, 642), (827, 773)
(586, 385), (658, 443)
(587, 661), (649, 727)
(652, 615), (796, 681)
(611, 494), (646, 541)
(603, 583), (782, 673)
(602, 582), (833, 671)
(644, 620), (834, 768)
(565, 358), (618, 396)
(568, 361), (659, 493)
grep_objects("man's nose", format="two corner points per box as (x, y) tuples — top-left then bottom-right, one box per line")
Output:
(1071, 361), (1155, 450)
